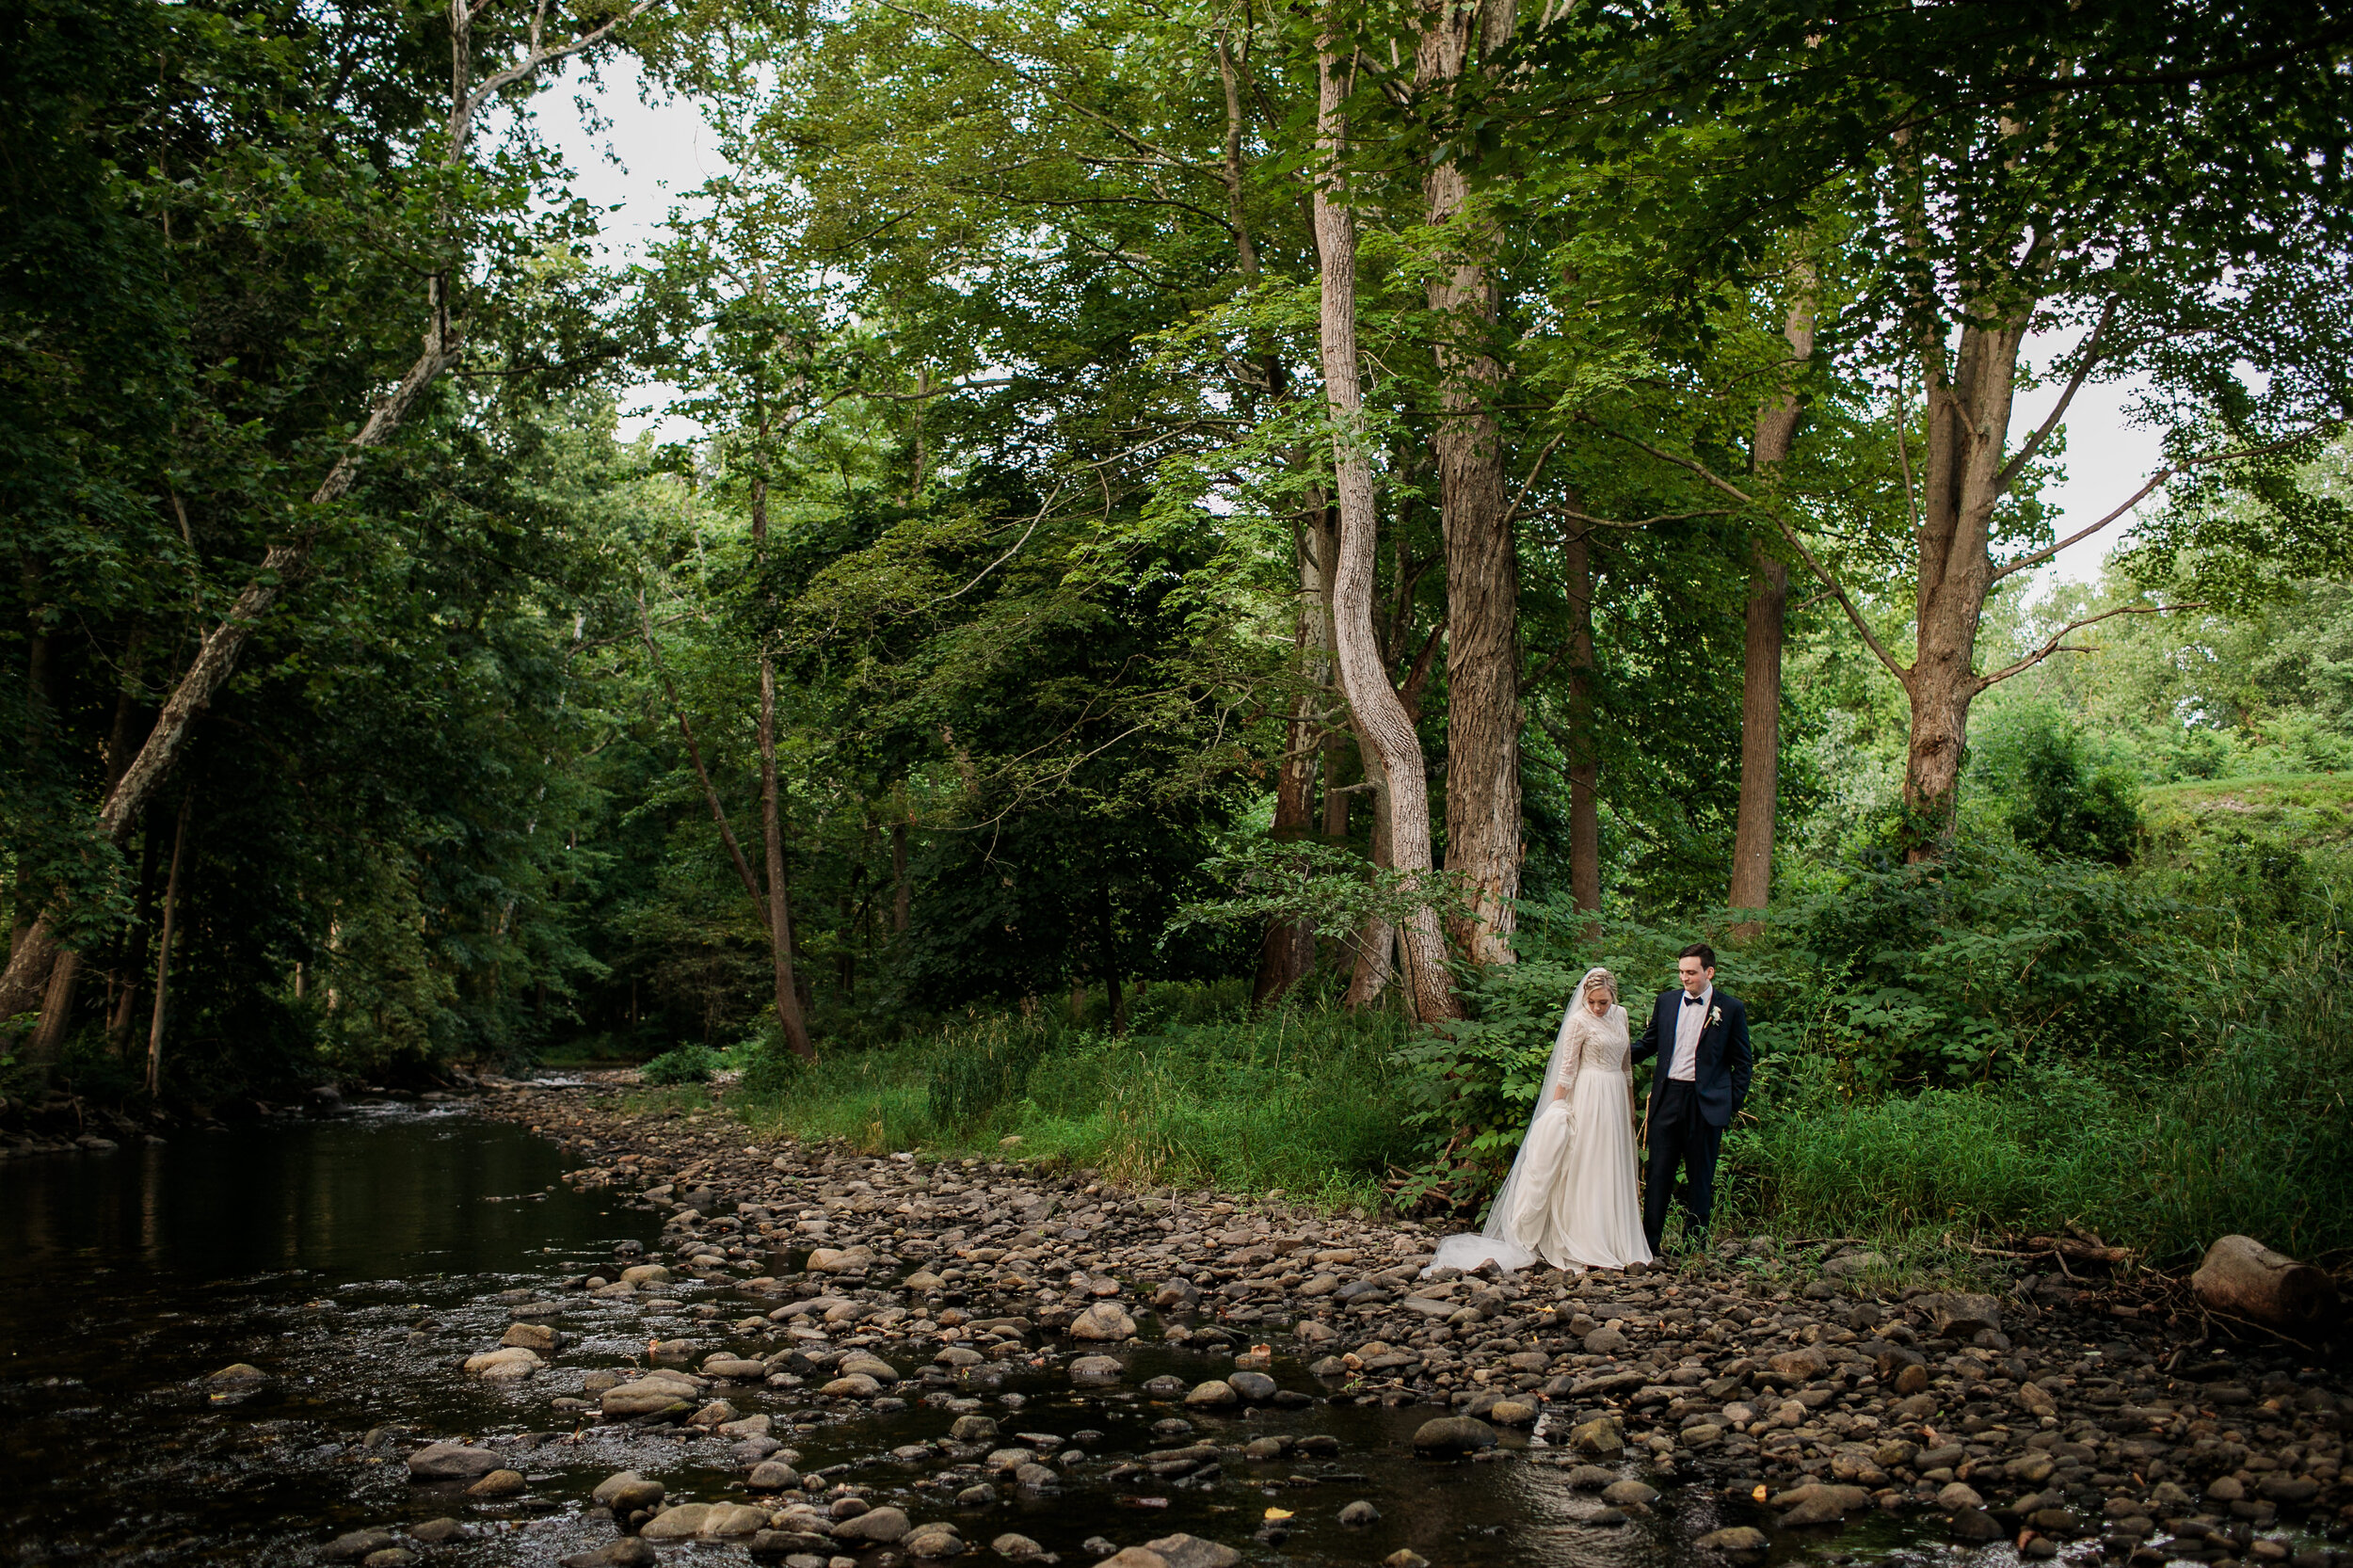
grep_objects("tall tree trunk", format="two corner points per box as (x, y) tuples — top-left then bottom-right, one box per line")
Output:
(1418, 0), (1521, 969)
(1316, 502), (1353, 845)
(1561, 520), (1601, 918)
(144, 791), (194, 1096)
(1729, 273), (1815, 930)
(1314, 34), (1460, 1024)
(111, 820), (166, 1055)
(751, 472), (816, 1060)
(1254, 519), (1331, 1007)
(891, 819), (911, 934)
(0, 0), (656, 1032)
(1095, 880), (1126, 1033)
(1904, 312), (2029, 853)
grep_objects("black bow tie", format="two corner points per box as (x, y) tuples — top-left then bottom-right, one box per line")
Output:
(1684, 995), (1705, 1006)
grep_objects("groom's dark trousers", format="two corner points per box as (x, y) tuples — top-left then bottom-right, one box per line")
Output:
(1642, 1078), (1721, 1255)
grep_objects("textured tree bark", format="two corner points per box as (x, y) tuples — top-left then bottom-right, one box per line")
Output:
(1095, 880), (1127, 1033)
(1254, 521), (1332, 1007)
(1561, 520), (1601, 917)
(1418, 0), (1521, 969)
(1315, 38), (1460, 1023)
(1903, 312), (2029, 854)
(891, 819), (911, 934)
(145, 792), (194, 1096)
(110, 821), (167, 1055)
(751, 472), (816, 1060)
(1729, 277), (1815, 930)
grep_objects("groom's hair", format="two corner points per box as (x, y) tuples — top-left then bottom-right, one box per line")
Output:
(1679, 942), (1716, 968)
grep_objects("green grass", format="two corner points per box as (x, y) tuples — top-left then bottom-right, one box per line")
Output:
(1733, 959), (2353, 1265)
(2142, 772), (2353, 854)
(724, 991), (1418, 1210)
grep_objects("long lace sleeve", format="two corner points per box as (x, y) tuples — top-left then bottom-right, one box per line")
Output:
(1552, 1006), (1589, 1095)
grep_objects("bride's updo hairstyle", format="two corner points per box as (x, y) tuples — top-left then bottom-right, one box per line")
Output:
(1580, 965), (1618, 1005)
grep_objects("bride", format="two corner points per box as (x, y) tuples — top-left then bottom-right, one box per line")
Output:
(1429, 966), (1653, 1273)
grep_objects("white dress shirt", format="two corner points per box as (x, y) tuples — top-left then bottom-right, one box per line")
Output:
(1671, 984), (1712, 1081)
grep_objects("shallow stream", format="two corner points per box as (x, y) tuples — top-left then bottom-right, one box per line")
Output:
(0, 1099), (1999, 1568)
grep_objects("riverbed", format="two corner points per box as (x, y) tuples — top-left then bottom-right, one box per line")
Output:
(2, 1091), (2343, 1568)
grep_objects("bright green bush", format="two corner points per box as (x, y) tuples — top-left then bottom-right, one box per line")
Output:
(640, 1044), (723, 1085)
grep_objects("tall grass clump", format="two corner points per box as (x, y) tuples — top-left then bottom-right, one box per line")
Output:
(728, 984), (1417, 1208)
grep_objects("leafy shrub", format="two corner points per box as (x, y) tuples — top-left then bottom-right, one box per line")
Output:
(640, 1044), (722, 1085)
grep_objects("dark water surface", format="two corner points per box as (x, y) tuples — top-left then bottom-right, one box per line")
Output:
(0, 1104), (1984, 1568)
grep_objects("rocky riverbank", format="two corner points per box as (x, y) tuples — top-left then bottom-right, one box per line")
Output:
(344, 1073), (2352, 1568)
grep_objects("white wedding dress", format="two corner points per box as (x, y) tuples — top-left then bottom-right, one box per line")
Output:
(1429, 974), (1653, 1273)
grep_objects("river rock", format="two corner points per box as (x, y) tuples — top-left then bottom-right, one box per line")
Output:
(1602, 1480), (1659, 1508)
(203, 1363), (272, 1392)
(1070, 1355), (1123, 1385)
(561, 1542), (656, 1568)
(703, 1354), (768, 1380)
(839, 1352), (900, 1384)
(808, 1245), (876, 1272)
(466, 1468), (527, 1497)
(407, 1519), (463, 1544)
(992, 1532), (1044, 1559)
(1070, 1302), (1136, 1340)
(904, 1525), (964, 1558)
(502, 1322), (557, 1352)
(591, 1471), (665, 1512)
(833, 1506), (912, 1544)
(641, 1504), (712, 1540)
(1937, 1481), (1984, 1511)
(1412, 1416), (1497, 1456)
(949, 1416), (999, 1444)
(701, 1504), (771, 1536)
(1488, 1399), (1536, 1426)
(1914, 1292), (2001, 1339)
(1338, 1499), (1380, 1526)
(1583, 1326), (1627, 1354)
(407, 1441), (504, 1480)
(618, 1264), (672, 1288)
(1227, 1370), (1276, 1401)
(1772, 1482), (1873, 1527)
(1137, 1535), (1241, 1568)
(648, 1338), (694, 1365)
(1566, 1416), (1625, 1457)
(1947, 1508), (2004, 1543)
(823, 1372), (882, 1398)
(360, 1550), (417, 1568)
(323, 1529), (398, 1560)
(1695, 1527), (1769, 1560)
(462, 1346), (542, 1381)
(601, 1373), (698, 1418)
(1184, 1380), (1239, 1408)
(747, 1460), (801, 1490)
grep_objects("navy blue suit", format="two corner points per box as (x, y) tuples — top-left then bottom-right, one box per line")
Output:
(1630, 986), (1753, 1251)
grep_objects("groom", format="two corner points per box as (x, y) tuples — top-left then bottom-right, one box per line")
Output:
(1631, 943), (1753, 1254)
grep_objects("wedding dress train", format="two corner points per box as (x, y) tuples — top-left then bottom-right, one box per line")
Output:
(1428, 971), (1653, 1273)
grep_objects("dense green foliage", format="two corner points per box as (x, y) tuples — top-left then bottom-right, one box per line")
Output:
(5, 0), (2351, 1271)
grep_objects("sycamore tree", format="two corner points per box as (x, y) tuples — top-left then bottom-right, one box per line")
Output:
(1688, 1), (2348, 855)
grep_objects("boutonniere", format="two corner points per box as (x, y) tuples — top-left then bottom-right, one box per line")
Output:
(1707, 1005), (1722, 1028)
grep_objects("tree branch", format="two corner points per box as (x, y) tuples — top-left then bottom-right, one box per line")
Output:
(1989, 429), (2321, 583)
(1976, 601), (2206, 691)
(1578, 415), (1913, 682)
(1994, 294), (2119, 493)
